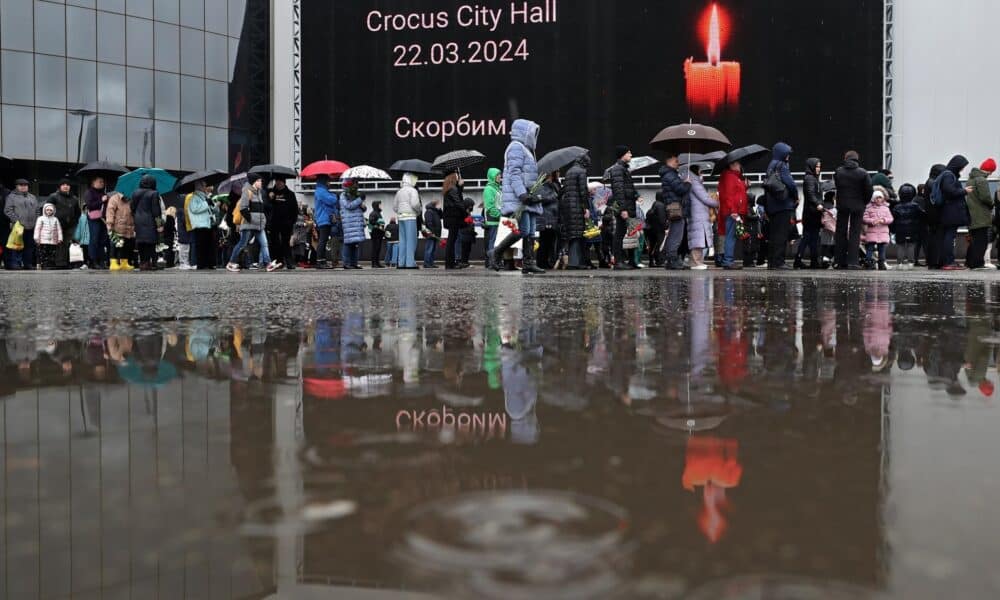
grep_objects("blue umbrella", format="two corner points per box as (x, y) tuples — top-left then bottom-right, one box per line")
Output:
(115, 168), (176, 197)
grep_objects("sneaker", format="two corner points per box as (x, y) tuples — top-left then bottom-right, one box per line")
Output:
(249, 263), (260, 271)
(78, 264), (88, 270)
(691, 264), (709, 270)
(226, 263), (240, 273)
(266, 261), (282, 272)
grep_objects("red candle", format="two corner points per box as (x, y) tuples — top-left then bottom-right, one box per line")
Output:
(685, 4), (741, 115)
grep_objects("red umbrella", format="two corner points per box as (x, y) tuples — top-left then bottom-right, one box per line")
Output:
(300, 159), (350, 179)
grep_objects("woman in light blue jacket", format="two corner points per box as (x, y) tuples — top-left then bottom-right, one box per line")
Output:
(339, 179), (366, 269)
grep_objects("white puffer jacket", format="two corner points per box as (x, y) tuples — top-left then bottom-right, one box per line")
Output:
(34, 205), (63, 245)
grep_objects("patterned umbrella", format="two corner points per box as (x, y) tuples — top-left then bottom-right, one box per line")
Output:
(432, 150), (486, 173)
(340, 165), (391, 180)
(628, 156), (660, 172)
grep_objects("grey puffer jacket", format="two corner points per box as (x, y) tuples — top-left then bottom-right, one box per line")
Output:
(239, 186), (267, 231)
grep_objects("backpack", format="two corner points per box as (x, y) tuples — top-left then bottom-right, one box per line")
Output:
(232, 201), (244, 225)
(930, 175), (944, 207)
(764, 166), (787, 200)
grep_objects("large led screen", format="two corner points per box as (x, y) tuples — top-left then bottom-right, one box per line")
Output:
(302, 1), (884, 174)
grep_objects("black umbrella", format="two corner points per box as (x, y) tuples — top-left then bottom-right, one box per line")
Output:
(719, 144), (769, 168)
(389, 159), (438, 175)
(248, 164), (297, 179)
(432, 150), (486, 173)
(537, 146), (588, 175)
(77, 160), (128, 180)
(649, 123), (731, 155)
(174, 169), (230, 194)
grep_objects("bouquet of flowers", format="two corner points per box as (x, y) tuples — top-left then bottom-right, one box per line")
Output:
(501, 218), (521, 237)
(109, 231), (125, 248)
(732, 215), (750, 241)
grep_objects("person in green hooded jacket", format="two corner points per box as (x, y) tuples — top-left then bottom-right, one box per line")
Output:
(965, 158), (996, 269)
(483, 168), (503, 268)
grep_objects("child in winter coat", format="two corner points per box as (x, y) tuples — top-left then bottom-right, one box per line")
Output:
(34, 203), (64, 269)
(821, 192), (838, 268)
(862, 189), (894, 270)
(384, 218), (399, 267)
(891, 183), (925, 269)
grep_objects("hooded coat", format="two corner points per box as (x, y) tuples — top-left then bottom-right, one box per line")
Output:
(239, 185), (267, 232)
(862, 192), (894, 244)
(339, 186), (367, 244)
(313, 180), (340, 232)
(717, 167), (748, 235)
(765, 143), (799, 215)
(559, 155), (590, 239)
(891, 184), (924, 242)
(132, 175), (163, 244)
(939, 155), (970, 227)
(538, 179), (561, 229)
(965, 167), (994, 230)
(483, 168), (502, 226)
(685, 168), (719, 249)
(33, 204), (63, 245)
(105, 194), (135, 238)
(834, 156), (874, 212)
(393, 175), (422, 221)
(660, 164), (692, 211)
(267, 184), (299, 229)
(802, 158), (824, 230)
(442, 178), (467, 229)
(501, 119), (542, 216)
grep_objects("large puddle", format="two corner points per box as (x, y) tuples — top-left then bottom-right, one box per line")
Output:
(1, 274), (999, 598)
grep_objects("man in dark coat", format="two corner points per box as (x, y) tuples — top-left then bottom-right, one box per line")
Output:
(47, 178), (81, 268)
(645, 192), (668, 267)
(937, 155), (971, 270)
(607, 145), (639, 270)
(795, 158), (824, 269)
(560, 154), (591, 269)
(660, 153), (692, 270)
(765, 142), (799, 269)
(132, 174), (162, 270)
(833, 150), (874, 269)
(367, 200), (385, 268)
(267, 178), (299, 270)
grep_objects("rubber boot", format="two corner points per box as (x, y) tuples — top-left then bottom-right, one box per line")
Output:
(121, 259), (136, 271)
(109, 258), (122, 272)
(488, 233), (520, 272)
(522, 243), (546, 275)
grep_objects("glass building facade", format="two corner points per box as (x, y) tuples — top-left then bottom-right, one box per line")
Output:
(0, 0), (269, 176)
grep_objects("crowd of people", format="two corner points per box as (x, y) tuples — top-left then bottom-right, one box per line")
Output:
(3, 118), (999, 274)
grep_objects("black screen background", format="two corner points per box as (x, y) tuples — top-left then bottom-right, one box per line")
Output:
(302, 1), (884, 175)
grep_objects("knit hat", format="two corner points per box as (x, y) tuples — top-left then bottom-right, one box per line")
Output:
(981, 158), (997, 173)
(58, 178), (73, 187)
(614, 145), (631, 160)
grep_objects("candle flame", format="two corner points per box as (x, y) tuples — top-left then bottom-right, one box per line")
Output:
(707, 4), (721, 65)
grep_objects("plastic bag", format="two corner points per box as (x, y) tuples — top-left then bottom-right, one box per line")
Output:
(6, 221), (24, 251)
(69, 243), (84, 263)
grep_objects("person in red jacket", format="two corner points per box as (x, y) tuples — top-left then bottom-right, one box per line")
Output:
(718, 160), (750, 269)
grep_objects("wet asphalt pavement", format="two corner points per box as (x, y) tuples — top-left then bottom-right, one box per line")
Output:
(2, 268), (1000, 599)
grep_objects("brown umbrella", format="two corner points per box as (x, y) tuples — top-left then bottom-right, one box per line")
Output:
(649, 123), (731, 155)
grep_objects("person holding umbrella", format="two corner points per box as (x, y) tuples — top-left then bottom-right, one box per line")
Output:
(764, 143), (799, 270)
(442, 170), (467, 269)
(131, 175), (163, 271)
(267, 178), (299, 270)
(226, 173), (282, 272)
(84, 177), (110, 269)
(608, 145), (640, 270)
(313, 175), (339, 269)
(339, 179), (366, 270)
(496, 118), (544, 275)
(660, 153), (692, 270)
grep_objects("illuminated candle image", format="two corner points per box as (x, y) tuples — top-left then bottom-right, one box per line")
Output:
(684, 3), (741, 115)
